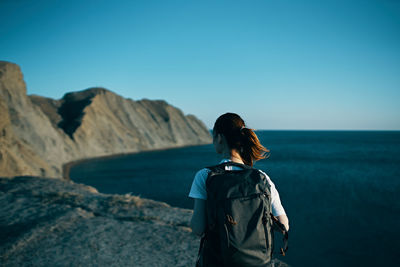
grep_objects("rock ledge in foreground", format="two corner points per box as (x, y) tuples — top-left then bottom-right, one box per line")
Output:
(0, 177), (289, 266)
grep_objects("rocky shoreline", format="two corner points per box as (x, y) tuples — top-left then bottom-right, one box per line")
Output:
(0, 61), (212, 178)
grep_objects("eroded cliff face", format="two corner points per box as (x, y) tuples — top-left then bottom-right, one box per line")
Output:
(0, 61), (211, 178)
(0, 96), (51, 177)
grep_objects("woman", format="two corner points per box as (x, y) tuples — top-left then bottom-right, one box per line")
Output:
(189, 112), (289, 236)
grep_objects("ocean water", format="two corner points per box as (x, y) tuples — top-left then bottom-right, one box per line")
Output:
(70, 131), (400, 267)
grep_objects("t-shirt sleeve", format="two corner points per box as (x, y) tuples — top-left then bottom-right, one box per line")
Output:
(260, 171), (287, 217)
(188, 168), (210, 200)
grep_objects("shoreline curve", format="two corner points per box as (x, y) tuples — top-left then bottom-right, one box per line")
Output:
(62, 143), (211, 180)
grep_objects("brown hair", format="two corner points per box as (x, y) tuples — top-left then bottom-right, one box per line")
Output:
(213, 113), (269, 166)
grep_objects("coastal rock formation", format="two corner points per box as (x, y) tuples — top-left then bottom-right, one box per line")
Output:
(0, 176), (198, 266)
(0, 61), (211, 178)
(0, 176), (290, 266)
(0, 62), (75, 177)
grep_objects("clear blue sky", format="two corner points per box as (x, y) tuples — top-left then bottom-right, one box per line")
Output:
(1, 0), (399, 130)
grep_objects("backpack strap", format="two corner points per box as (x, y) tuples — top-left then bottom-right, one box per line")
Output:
(271, 213), (289, 256)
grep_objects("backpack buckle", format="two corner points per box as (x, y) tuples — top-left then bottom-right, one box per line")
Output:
(226, 214), (237, 226)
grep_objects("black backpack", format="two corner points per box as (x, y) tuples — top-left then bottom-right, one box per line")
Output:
(196, 162), (288, 267)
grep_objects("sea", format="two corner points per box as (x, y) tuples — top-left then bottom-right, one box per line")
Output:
(69, 130), (400, 267)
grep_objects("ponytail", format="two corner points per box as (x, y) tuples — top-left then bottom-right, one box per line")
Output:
(213, 113), (269, 167)
(239, 127), (269, 166)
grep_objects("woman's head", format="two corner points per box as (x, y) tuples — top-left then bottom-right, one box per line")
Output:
(212, 113), (269, 166)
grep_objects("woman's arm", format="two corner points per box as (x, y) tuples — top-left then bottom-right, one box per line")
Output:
(277, 214), (289, 231)
(190, 198), (206, 236)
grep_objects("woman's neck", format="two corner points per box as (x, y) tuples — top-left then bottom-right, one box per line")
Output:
(222, 149), (243, 164)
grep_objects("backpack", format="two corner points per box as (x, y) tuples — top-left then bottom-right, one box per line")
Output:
(196, 162), (288, 267)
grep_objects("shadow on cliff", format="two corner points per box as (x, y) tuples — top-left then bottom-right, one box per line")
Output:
(57, 88), (107, 139)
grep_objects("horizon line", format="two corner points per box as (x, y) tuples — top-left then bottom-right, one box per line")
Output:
(208, 129), (400, 132)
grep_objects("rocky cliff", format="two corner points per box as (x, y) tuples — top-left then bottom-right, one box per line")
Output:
(0, 61), (211, 178)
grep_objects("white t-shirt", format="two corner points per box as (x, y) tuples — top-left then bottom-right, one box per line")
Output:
(188, 159), (286, 217)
